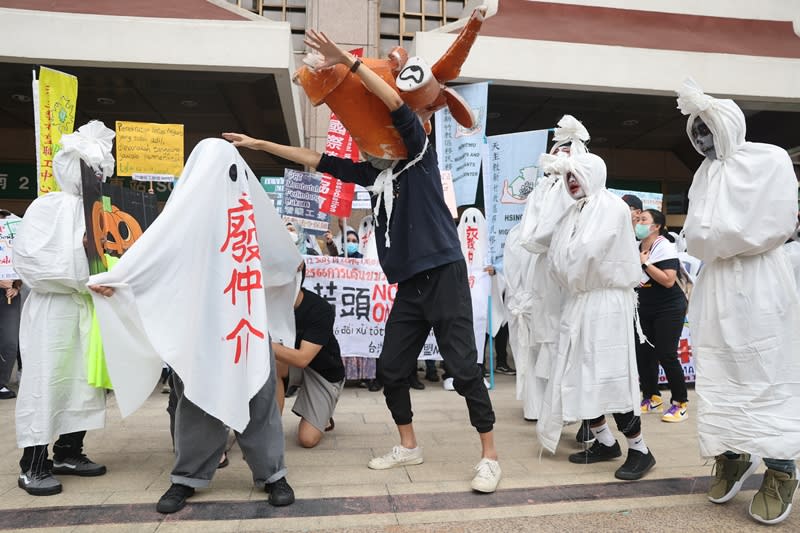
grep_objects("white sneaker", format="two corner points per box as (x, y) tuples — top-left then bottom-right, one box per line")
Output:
(471, 458), (502, 493)
(443, 377), (455, 391)
(367, 445), (424, 470)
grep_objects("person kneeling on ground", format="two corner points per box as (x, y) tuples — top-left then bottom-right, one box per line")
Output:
(274, 262), (345, 448)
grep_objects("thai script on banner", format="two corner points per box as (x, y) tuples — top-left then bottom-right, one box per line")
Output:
(609, 188), (663, 212)
(34, 67), (78, 195)
(115, 121), (184, 177)
(283, 169), (329, 235)
(481, 129), (548, 272)
(434, 82), (488, 206)
(304, 256), (489, 361)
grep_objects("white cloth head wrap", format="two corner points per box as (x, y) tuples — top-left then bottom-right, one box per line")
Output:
(53, 120), (116, 196)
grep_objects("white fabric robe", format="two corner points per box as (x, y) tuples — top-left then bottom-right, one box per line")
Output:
(678, 83), (800, 460)
(515, 170), (573, 422)
(89, 139), (301, 433)
(13, 194), (106, 447)
(536, 154), (641, 454)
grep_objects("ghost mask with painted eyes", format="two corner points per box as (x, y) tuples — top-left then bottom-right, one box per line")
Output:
(565, 172), (585, 200)
(690, 117), (717, 161)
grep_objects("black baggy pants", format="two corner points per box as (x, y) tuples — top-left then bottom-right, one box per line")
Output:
(378, 260), (495, 433)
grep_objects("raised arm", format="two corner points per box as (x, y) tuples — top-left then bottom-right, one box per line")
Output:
(221, 133), (322, 168)
(305, 29), (403, 112)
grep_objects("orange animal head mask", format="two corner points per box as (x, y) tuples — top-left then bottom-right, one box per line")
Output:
(293, 7), (486, 161)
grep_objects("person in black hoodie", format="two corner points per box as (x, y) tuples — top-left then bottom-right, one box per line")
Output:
(223, 30), (500, 493)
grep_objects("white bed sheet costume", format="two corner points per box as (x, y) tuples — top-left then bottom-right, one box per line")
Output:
(676, 80), (800, 462)
(89, 138), (301, 433)
(13, 121), (115, 448)
(513, 116), (583, 423)
(535, 152), (641, 454)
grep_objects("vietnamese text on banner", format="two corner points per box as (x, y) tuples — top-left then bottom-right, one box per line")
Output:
(434, 82), (488, 207)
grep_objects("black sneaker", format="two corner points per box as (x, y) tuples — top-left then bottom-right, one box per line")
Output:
(495, 365), (516, 376)
(265, 477), (295, 506)
(408, 374), (425, 390)
(0, 386), (16, 400)
(18, 469), (62, 496)
(614, 449), (656, 480)
(568, 440), (622, 464)
(156, 483), (195, 514)
(52, 455), (106, 476)
(367, 379), (382, 392)
(575, 420), (595, 444)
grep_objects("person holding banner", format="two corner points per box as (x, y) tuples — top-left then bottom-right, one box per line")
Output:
(676, 79), (799, 525)
(538, 152), (656, 481)
(223, 29), (501, 493)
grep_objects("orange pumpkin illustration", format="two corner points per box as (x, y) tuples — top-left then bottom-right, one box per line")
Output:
(91, 200), (144, 265)
(293, 7), (486, 160)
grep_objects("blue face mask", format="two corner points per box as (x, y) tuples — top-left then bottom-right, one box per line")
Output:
(634, 224), (652, 240)
(346, 242), (359, 255)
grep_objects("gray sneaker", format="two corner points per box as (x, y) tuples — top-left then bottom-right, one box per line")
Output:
(52, 455), (107, 477)
(18, 470), (62, 496)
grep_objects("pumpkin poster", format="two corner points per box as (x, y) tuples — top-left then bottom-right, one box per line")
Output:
(80, 160), (158, 275)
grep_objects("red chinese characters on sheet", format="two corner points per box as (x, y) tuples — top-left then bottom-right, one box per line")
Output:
(465, 226), (479, 265)
(220, 194), (264, 364)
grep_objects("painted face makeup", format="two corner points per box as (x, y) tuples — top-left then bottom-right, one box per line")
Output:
(565, 172), (585, 200)
(691, 117), (717, 160)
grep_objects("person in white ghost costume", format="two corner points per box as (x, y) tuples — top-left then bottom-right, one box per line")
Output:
(514, 115), (581, 427)
(675, 79), (800, 525)
(12, 121), (114, 496)
(89, 138), (302, 514)
(537, 152), (656, 481)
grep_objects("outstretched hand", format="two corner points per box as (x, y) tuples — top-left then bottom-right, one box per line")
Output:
(222, 132), (260, 151)
(304, 29), (350, 69)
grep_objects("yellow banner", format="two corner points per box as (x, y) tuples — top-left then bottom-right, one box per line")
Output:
(115, 121), (184, 177)
(37, 67), (78, 195)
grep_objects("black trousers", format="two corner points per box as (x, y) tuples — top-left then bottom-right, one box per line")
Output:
(379, 260), (495, 433)
(589, 412), (640, 438)
(484, 323), (510, 367)
(636, 306), (688, 404)
(20, 431), (86, 474)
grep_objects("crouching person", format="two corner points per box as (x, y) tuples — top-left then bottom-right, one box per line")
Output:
(274, 262), (344, 448)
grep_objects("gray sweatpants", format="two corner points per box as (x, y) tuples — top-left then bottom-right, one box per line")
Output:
(170, 352), (287, 489)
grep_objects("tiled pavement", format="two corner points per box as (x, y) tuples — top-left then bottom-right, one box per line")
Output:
(0, 372), (793, 532)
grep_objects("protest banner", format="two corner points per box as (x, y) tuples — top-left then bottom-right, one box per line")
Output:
(659, 317), (695, 384)
(283, 169), (329, 235)
(303, 256), (489, 362)
(34, 67), (78, 195)
(434, 82), (488, 206)
(318, 48), (370, 217)
(609, 188), (663, 211)
(260, 177), (284, 214)
(115, 121), (184, 177)
(440, 170), (458, 218)
(0, 216), (22, 280)
(80, 161), (159, 276)
(481, 129), (548, 272)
